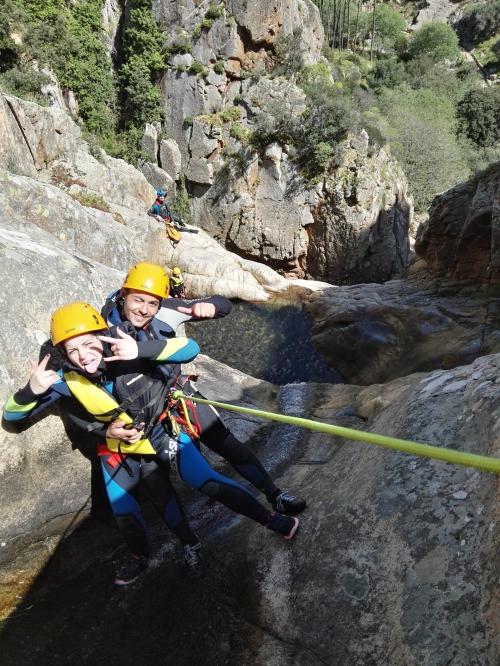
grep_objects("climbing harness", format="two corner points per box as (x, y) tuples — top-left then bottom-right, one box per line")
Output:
(159, 379), (202, 442)
(171, 391), (500, 474)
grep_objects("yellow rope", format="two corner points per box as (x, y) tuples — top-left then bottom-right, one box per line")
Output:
(172, 391), (500, 474)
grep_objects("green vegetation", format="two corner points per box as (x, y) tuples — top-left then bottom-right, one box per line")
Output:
(205, 5), (223, 20)
(172, 176), (192, 225)
(457, 87), (500, 147)
(188, 60), (208, 76)
(0, 0), (166, 163)
(259, 3), (498, 209)
(407, 22), (460, 63)
(70, 190), (110, 212)
(220, 107), (241, 122)
(229, 123), (251, 143)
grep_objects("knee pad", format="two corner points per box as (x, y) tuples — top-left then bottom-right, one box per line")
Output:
(199, 480), (220, 498)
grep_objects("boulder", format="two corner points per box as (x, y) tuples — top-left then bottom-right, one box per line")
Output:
(140, 123), (159, 163)
(306, 272), (500, 385)
(138, 160), (175, 196)
(416, 162), (500, 284)
(159, 138), (182, 181)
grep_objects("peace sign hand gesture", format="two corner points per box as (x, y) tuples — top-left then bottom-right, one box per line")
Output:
(98, 328), (139, 362)
(29, 354), (60, 395)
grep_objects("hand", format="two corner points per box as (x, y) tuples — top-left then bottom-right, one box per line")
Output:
(98, 328), (139, 362)
(28, 354), (60, 395)
(177, 303), (216, 319)
(106, 419), (145, 444)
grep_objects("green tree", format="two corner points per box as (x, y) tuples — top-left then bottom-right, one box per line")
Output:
(0, 8), (20, 72)
(407, 22), (460, 63)
(119, 0), (165, 131)
(457, 87), (500, 147)
(367, 57), (407, 89)
(372, 4), (406, 53)
(380, 87), (469, 210)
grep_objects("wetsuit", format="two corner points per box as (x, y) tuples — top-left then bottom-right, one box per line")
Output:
(169, 275), (186, 298)
(102, 292), (281, 503)
(3, 334), (272, 558)
(148, 199), (184, 226)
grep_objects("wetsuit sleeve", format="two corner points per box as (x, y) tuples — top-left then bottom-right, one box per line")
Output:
(2, 377), (65, 424)
(136, 337), (200, 362)
(156, 295), (232, 330)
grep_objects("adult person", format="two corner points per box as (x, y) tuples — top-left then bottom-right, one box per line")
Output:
(147, 190), (185, 228)
(3, 303), (299, 585)
(102, 262), (307, 517)
(169, 266), (186, 299)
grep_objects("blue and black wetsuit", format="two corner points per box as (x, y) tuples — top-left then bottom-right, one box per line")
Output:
(3, 335), (272, 558)
(103, 292), (281, 503)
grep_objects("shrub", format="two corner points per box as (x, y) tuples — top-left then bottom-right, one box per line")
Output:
(205, 5), (223, 20)
(407, 22), (460, 63)
(379, 87), (469, 210)
(367, 58), (407, 90)
(188, 60), (207, 76)
(200, 18), (214, 30)
(213, 60), (225, 74)
(229, 123), (250, 142)
(169, 41), (192, 55)
(0, 65), (49, 104)
(273, 27), (304, 76)
(457, 87), (500, 147)
(173, 176), (192, 225)
(457, 0), (500, 44)
(71, 190), (110, 212)
(372, 4), (407, 54)
(220, 106), (241, 122)
(313, 141), (334, 167)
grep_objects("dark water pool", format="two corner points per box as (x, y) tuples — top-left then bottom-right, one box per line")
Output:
(186, 299), (341, 385)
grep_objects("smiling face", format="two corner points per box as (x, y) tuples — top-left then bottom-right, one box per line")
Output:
(63, 333), (104, 374)
(122, 290), (161, 328)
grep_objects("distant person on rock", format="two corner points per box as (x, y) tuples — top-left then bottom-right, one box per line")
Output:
(148, 190), (185, 228)
(169, 266), (186, 299)
(3, 302), (300, 586)
(101, 262), (307, 519)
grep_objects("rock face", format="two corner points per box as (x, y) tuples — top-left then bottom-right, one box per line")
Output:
(0, 218), (123, 539)
(256, 359), (498, 664)
(307, 274), (500, 384)
(147, 0), (412, 282)
(228, 0), (323, 63)
(0, 93), (154, 212)
(192, 132), (412, 281)
(306, 164), (500, 385)
(0, 91), (298, 301)
(416, 163), (500, 284)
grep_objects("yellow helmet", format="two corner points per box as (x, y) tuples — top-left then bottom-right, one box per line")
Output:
(122, 262), (169, 299)
(51, 302), (107, 346)
(172, 266), (182, 276)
